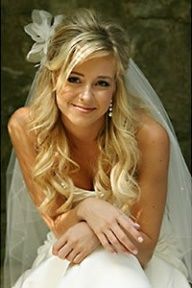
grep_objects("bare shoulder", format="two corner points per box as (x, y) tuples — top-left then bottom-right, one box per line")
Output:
(8, 107), (30, 131)
(136, 112), (170, 151)
(8, 106), (32, 140)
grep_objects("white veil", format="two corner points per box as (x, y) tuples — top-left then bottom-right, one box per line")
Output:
(3, 71), (49, 288)
(4, 58), (191, 287)
(126, 59), (192, 283)
(3, 10), (192, 287)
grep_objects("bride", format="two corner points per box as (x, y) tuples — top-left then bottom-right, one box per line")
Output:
(4, 8), (191, 288)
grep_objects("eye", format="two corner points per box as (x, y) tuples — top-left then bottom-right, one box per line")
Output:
(67, 76), (81, 84)
(96, 80), (110, 87)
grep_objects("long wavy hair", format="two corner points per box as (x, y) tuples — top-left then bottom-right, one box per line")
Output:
(29, 8), (143, 215)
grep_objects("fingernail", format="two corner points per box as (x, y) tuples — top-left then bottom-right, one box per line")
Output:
(133, 223), (140, 229)
(137, 236), (144, 243)
(132, 249), (138, 255)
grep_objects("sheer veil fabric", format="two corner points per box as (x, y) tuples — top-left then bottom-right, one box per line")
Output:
(126, 59), (192, 282)
(3, 15), (192, 287)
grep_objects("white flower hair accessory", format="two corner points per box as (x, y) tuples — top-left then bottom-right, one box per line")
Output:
(24, 9), (64, 64)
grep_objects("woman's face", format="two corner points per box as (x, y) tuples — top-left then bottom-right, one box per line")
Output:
(55, 54), (116, 130)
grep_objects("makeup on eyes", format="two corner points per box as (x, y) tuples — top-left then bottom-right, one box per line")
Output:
(67, 72), (112, 88)
(68, 76), (81, 83)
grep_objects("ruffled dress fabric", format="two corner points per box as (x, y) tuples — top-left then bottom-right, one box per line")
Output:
(12, 217), (190, 288)
(10, 187), (190, 288)
(12, 233), (190, 288)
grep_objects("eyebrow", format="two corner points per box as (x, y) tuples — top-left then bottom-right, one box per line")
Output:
(70, 71), (114, 80)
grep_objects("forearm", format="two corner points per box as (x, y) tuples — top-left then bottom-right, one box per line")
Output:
(51, 197), (156, 265)
(50, 198), (103, 240)
(42, 205), (82, 239)
(44, 197), (102, 238)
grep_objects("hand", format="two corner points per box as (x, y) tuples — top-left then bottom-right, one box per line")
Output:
(52, 221), (100, 264)
(77, 198), (143, 255)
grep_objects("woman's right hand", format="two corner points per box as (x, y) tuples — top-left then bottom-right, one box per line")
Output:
(52, 221), (100, 264)
(76, 197), (143, 255)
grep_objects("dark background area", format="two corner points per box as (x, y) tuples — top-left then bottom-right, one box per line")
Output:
(1, 0), (191, 285)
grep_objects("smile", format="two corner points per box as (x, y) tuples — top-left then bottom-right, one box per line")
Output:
(72, 104), (96, 112)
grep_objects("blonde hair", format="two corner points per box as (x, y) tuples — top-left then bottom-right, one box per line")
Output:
(29, 8), (142, 215)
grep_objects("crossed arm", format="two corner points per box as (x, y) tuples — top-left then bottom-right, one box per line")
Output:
(8, 107), (170, 268)
(52, 119), (170, 267)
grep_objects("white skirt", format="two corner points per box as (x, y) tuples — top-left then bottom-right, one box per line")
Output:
(13, 233), (190, 288)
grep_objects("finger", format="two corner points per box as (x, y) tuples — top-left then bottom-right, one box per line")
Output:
(128, 217), (140, 229)
(111, 223), (138, 255)
(66, 249), (79, 263)
(117, 215), (144, 244)
(131, 221), (140, 229)
(104, 229), (127, 253)
(52, 235), (67, 255)
(73, 252), (85, 264)
(119, 212), (140, 229)
(57, 243), (73, 259)
(97, 233), (116, 253)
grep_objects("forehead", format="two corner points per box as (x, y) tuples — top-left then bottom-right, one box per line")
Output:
(72, 54), (117, 76)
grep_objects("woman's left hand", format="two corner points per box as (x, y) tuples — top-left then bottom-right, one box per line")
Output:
(52, 221), (100, 264)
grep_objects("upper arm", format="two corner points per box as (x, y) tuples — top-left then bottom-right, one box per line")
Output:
(8, 108), (71, 235)
(8, 107), (46, 206)
(132, 119), (170, 246)
(8, 107), (36, 167)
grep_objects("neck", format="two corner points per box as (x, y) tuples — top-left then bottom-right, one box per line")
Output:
(62, 117), (105, 146)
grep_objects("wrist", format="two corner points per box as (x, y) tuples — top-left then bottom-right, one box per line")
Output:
(76, 197), (93, 220)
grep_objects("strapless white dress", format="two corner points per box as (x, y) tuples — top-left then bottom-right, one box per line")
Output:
(12, 187), (191, 288)
(12, 223), (190, 288)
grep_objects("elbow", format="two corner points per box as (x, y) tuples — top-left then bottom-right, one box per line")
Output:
(49, 215), (65, 239)
(145, 238), (158, 264)
(138, 237), (157, 268)
(40, 212), (59, 238)
(138, 248), (154, 269)
(142, 249), (154, 267)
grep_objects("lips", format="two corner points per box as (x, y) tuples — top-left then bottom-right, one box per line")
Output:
(72, 104), (96, 112)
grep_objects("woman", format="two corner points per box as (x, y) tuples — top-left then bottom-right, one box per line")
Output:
(4, 8), (191, 288)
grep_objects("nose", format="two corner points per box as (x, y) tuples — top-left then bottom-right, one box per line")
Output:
(79, 84), (94, 102)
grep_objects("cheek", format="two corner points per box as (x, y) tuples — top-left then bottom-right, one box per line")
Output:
(55, 88), (74, 108)
(97, 90), (113, 110)
(55, 93), (65, 110)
